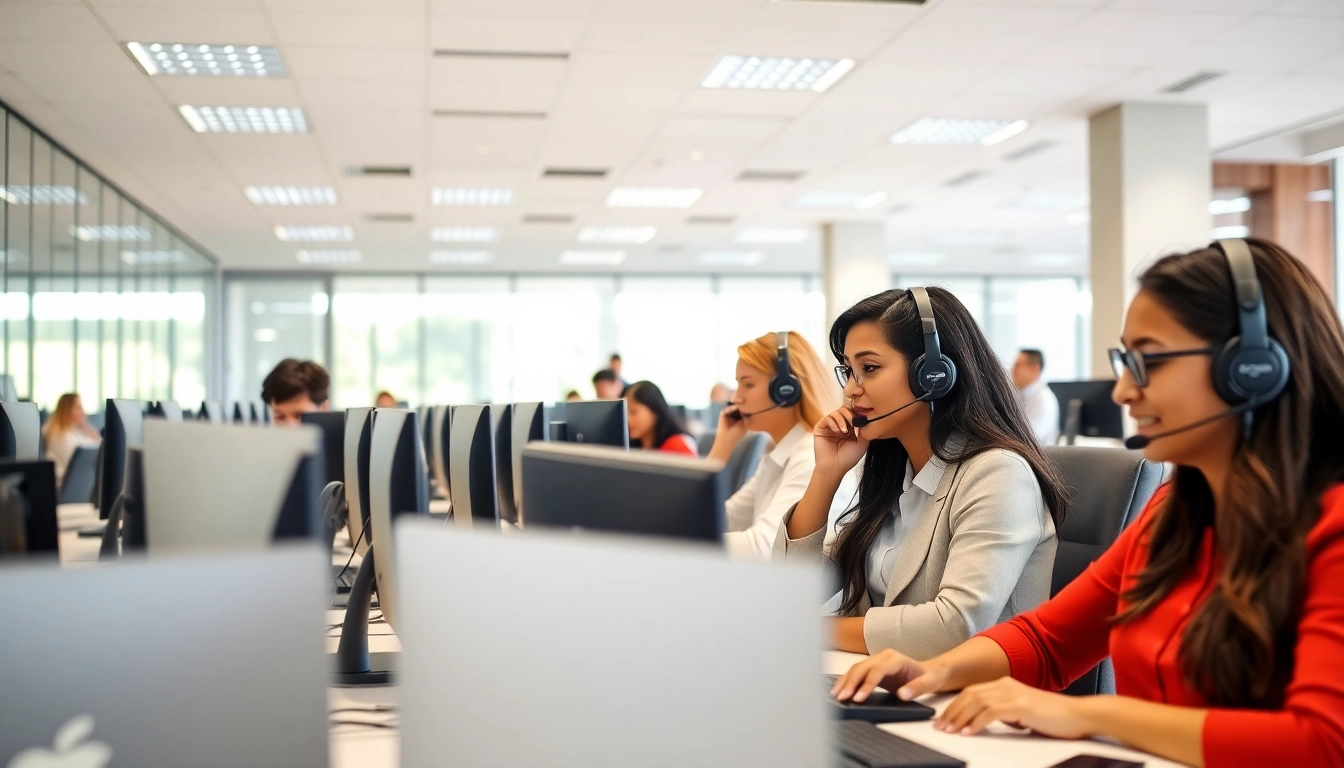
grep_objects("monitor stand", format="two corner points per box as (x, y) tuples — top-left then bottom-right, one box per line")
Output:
(332, 550), (395, 686)
(1062, 398), (1083, 446)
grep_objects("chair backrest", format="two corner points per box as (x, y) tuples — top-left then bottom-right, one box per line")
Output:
(723, 432), (768, 496)
(697, 430), (716, 457)
(60, 444), (100, 504)
(1043, 445), (1164, 695)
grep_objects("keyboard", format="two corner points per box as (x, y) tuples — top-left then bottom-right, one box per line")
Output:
(332, 564), (356, 593)
(826, 676), (936, 723)
(835, 721), (965, 768)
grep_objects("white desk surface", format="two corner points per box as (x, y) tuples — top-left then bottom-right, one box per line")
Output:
(52, 508), (1185, 768)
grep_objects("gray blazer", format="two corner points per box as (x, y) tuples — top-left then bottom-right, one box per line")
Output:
(773, 448), (1057, 660)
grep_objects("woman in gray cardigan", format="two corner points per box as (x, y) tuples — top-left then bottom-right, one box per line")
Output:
(778, 288), (1066, 659)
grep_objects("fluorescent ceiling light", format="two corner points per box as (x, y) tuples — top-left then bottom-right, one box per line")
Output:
(253, 328), (278, 343)
(578, 226), (657, 244)
(0, 185), (87, 205)
(431, 250), (493, 265)
(1211, 225), (1250, 240)
(697, 251), (765, 267)
(890, 252), (945, 267)
(178, 106), (308, 134)
(244, 186), (337, 206)
(890, 118), (1029, 147)
(431, 188), (515, 206)
(605, 187), (702, 209)
(273, 225), (353, 242)
(1208, 197), (1251, 215)
(120, 250), (186, 265)
(701, 56), (855, 92)
(560, 250), (626, 266)
(1307, 189), (1333, 203)
(431, 227), (499, 243)
(126, 43), (284, 78)
(735, 227), (809, 245)
(792, 190), (887, 210)
(70, 225), (151, 242)
(296, 250), (361, 265)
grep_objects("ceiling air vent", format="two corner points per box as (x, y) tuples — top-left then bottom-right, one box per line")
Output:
(363, 213), (414, 223)
(737, 169), (805, 182)
(433, 109), (547, 120)
(687, 215), (735, 225)
(434, 49), (569, 62)
(542, 168), (608, 179)
(522, 214), (575, 225)
(944, 170), (987, 188)
(342, 165), (413, 178)
(1162, 71), (1225, 94)
(1004, 140), (1057, 162)
(778, 0), (926, 4)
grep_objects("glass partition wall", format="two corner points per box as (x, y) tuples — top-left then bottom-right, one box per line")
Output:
(2, 101), (219, 412)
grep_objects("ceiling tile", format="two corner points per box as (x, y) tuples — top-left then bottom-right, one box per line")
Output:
(553, 84), (688, 114)
(268, 13), (425, 48)
(430, 17), (585, 52)
(264, 0), (425, 14)
(727, 24), (896, 61)
(872, 4), (1091, 65)
(284, 47), (424, 80)
(677, 89), (817, 117)
(430, 82), (560, 113)
(14, 73), (164, 105)
(430, 0), (599, 18)
(298, 78), (425, 108)
(95, 6), (273, 42)
(1018, 11), (1254, 68)
(0, 4), (110, 41)
(0, 40), (140, 77)
(153, 76), (302, 106)
(430, 56), (568, 85)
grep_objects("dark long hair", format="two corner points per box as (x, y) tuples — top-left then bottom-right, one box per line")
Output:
(1117, 238), (1344, 708)
(829, 288), (1067, 616)
(624, 381), (688, 450)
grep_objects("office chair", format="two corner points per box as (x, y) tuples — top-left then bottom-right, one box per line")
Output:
(60, 445), (100, 504)
(1043, 445), (1165, 696)
(697, 430), (716, 457)
(723, 432), (768, 497)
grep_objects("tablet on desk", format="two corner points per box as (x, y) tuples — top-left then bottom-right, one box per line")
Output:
(826, 675), (936, 723)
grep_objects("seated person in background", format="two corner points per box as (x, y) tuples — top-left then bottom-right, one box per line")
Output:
(262, 358), (330, 426)
(592, 368), (624, 400)
(624, 381), (697, 456)
(564, 390), (582, 403)
(1011, 348), (1060, 444)
(375, 390), (398, 408)
(608, 352), (630, 391)
(709, 382), (734, 404)
(710, 331), (845, 561)
(41, 393), (100, 487)
(831, 239), (1344, 767)
(783, 287), (1063, 659)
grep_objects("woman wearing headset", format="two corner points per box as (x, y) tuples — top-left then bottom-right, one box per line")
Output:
(708, 331), (848, 560)
(832, 240), (1344, 766)
(781, 287), (1065, 658)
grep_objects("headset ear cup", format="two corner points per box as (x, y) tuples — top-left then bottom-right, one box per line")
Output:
(908, 353), (929, 398)
(769, 373), (802, 408)
(909, 353), (957, 400)
(1213, 336), (1291, 405)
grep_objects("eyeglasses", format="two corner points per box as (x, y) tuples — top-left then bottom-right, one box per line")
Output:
(833, 364), (873, 388)
(1108, 345), (1218, 387)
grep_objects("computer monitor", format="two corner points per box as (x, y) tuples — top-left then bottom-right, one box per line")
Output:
(0, 547), (330, 767)
(448, 404), (498, 529)
(147, 400), (183, 421)
(0, 402), (40, 461)
(97, 399), (143, 521)
(301, 411), (345, 486)
(563, 399), (629, 449)
(428, 404), (452, 500)
(141, 421), (324, 552)
(232, 402), (249, 424)
(367, 408), (428, 630)
(198, 400), (225, 423)
(1049, 380), (1124, 443)
(343, 408), (374, 557)
(491, 404), (517, 525)
(0, 460), (58, 557)
(510, 402), (554, 523)
(522, 443), (729, 543)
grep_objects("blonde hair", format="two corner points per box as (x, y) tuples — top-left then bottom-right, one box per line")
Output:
(737, 331), (838, 430)
(42, 393), (83, 441)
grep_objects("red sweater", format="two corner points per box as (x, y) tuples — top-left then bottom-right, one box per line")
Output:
(980, 484), (1344, 767)
(658, 433), (698, 457)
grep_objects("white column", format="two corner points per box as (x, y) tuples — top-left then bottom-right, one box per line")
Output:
(1089, 103), (1212, 377)
(822, 222), (889, 326)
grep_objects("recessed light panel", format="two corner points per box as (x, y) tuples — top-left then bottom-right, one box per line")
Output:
(702, 56), (855, 92)
(1211, 225), (1251, 240)
(70, 225), (151, 242)
(126, 43), (285, 78)
(0, 186), (87, 205)
(560, 250), (626, 266)
(1209, 197), (1251, 215)
(735, 227), (809, 244)
(120, 250), (186, 265)
(577, 226), (657, 244)
(178, 106), (309, 134)
(245, 186), (337, 206)
(273, 225), (353, 242)
(889, 118), (1028, 147)
(792, 190), (887, 210)
(697, 251), (765, 266)
(431, 188), (514, 206)
(296, 250), (361, 265)
(431, 250), (493, 265)
(431, 227), (499, 243)
(605, 187), (702, 209)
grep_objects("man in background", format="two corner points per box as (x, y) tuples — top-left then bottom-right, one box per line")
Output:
(608, 353), (630, 392)
(592, 369), (624, 400)
(1011, 349), (1059, 445)
(261, 358), (330, 426)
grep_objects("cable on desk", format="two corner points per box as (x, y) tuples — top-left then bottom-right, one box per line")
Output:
(329, 719), (399, 730)
(328, 523), (370, 609)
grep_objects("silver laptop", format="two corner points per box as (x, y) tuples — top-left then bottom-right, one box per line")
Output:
(395, 519), (829, 768)
(0, 546), (329, 768)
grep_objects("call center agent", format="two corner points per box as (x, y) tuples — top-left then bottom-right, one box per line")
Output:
(624, 380), (698, 456)
(832, 240), (1344, 767)
(708, 331), (851, 561)
(779, 287), (1065, 658)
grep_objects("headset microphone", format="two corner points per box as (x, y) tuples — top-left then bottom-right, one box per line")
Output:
(850, 393), (933, 427)
(1123, 400), (1256, 450)
(726, 404), (781, 422)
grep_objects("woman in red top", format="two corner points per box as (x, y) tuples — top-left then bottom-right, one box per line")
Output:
(831, 238), (1344, 767)
(624, 380), (698, 456)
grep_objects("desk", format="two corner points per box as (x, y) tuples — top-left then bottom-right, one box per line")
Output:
(52, 527), (1186, 767)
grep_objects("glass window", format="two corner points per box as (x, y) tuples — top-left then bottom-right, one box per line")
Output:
(422, 276), (512, 405)
(332, 276), (421, 408)
(716, 276), (825, 385)
(614, 277), (717, 408)
(226, 277), (328, 405)
(510, 276), (612, 403)
(989, 278), (1088, 382)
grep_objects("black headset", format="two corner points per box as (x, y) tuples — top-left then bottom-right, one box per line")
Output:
(1212, 239), (1290, 407)
(769, 331), (803, 408)
(907, 287), (957, 402)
